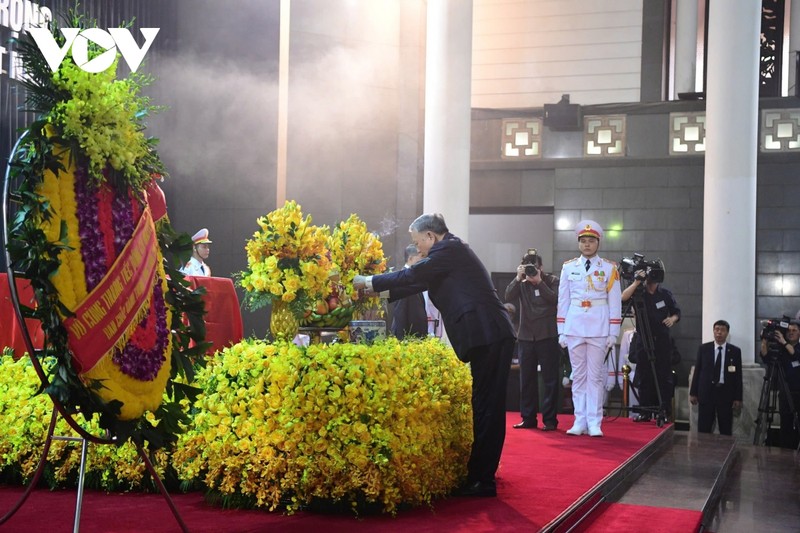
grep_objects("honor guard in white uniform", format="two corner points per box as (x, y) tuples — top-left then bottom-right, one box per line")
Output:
(557, 220), (622, 437)
(180, 228), (212, 277)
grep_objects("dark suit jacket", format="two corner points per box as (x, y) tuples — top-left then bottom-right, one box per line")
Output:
(390, 293), (428, 340)
(690, 341), (743, 404)
(371, 233), (515, 361)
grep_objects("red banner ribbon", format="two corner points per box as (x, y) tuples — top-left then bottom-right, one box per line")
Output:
(64, 207), (159, 374)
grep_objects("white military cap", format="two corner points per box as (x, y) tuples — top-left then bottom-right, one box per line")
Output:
(575, 220), (603, 240)
(192, 228), (212, 244)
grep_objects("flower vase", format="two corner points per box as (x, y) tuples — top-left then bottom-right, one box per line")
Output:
(270, 300), (299, 341)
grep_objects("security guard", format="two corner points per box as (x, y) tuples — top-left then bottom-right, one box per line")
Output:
(557, 220), (622, 437)
(180, 228), (212, 277)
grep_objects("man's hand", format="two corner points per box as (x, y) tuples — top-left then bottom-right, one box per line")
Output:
(353, 275), (367, 290)
(663, 315), (678, 328)
(690, 395), (698, 405)
(733, 400), (742, 410)
(516, 264), (526, 281)
(605, 336), (616, 350)
(558, 334), (567, 348)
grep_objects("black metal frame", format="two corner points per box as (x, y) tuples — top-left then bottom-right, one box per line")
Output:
(1, 134), (188, 532)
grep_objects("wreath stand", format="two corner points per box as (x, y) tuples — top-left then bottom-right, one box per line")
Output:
(1, 136), (189, 532)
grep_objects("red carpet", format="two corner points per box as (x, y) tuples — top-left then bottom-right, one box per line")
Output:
(0, 413), (689, 532)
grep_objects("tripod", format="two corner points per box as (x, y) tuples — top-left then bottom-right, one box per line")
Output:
(753, 353), (800, 449)
(620, 281), (669, 427)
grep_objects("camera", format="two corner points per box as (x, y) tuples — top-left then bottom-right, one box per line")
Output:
(522, 248), (540, 277)
(760, 316), (791, 343)
(619, 253), (665, 283)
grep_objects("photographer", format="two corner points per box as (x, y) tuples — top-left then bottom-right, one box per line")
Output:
(505, 249), (560, 431)
(621, 267), (680, 422)
(760, 320), (800, 449)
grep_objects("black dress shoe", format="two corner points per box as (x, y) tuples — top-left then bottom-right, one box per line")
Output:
(633, 414), (652, 423)
(540, 425), (557, 432)
(452, 480), (497, 497)
(513, 420), (537, 429)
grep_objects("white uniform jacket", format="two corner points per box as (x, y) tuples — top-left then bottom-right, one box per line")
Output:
(557, 256), (622, 338)
(180, 257), (210, 277)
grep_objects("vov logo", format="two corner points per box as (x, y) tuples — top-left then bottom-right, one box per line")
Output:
(28, 27), (160, 73)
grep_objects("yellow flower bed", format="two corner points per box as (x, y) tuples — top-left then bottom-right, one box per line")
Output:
(0, 340), (472, 513)
(173, 337), (473, 514)
(0, 354), (169, 490)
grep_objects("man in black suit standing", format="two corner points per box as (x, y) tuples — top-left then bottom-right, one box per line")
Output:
(389, 244), (428, 340)
(689, 319), (743, 435)
(354, 213), (515, 497)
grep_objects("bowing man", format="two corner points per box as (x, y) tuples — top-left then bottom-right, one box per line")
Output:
(354, 213), (515, 497)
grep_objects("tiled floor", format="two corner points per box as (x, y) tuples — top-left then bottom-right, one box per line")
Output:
(708, 444), (800, 532)
(617, 431), (736, 513)
(616, 430), (800, 532)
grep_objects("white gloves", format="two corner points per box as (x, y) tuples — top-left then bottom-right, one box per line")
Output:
(558, 334), (616, 349)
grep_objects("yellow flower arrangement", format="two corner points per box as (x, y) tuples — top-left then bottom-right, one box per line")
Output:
(239, 201), (332, 314)
(326, 213), (387, 312)
(36, 147), (84, 309)
(50, 57), (156, 189)
(5, 16), (200, 451)
(172, 337), (473, 514)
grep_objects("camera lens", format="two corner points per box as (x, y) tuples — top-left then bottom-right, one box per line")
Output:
(524, 265), (538, 277)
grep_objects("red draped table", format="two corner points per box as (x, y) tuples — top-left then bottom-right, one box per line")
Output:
(0, 273), (44, 355)
(1, 274), (243, 357)
(184, 276), (244, 355)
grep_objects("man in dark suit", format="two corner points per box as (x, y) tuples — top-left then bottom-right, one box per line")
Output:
(689, 319), (743, 435)
(354, 213), (515, 497)
(389, 244), (429, 340)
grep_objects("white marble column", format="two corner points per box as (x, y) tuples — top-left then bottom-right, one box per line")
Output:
(702, 0), (760, 363)
(673, 0), (699, 97)
(790, 0), (800, 95)
(276, 0), (290, 208)
(423, 0), (472, 240)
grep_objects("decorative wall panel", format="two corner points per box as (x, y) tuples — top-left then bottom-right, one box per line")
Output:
(761, 109), (800, 152)
(501, 118), (542, 159)
(584, 115), (625, 157)
(669, 112), (706, 155)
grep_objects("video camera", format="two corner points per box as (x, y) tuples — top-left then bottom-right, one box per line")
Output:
(760, 315), (791, 344)
(618, 253), (665, 283)
(521, 248), (541, 277)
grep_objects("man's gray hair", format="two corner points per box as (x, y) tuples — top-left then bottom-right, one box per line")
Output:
(409, 213), (449, 235)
